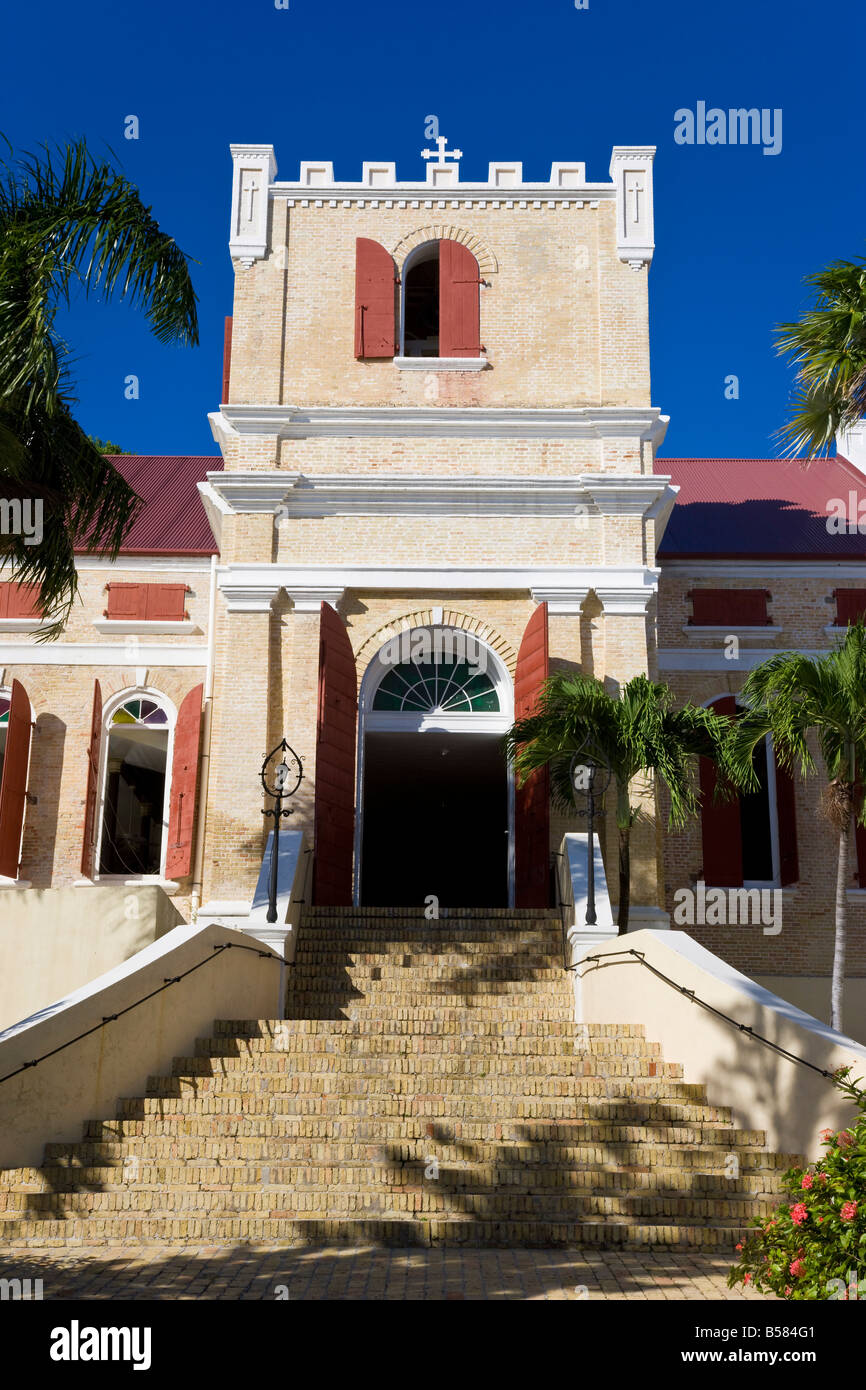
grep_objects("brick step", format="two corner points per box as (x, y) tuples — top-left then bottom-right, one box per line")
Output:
(13, 1158), (790, 1195)
(177, 1048), (665, 1076)
(143, 1067), (685, 1097)
(209, 1017), (592, 1039)
(0, 1186), (780, 1221)
(75, 1100), (736, 1143)
(195, 1036), (655, 1059)
(289, 962), (567, 978)
(302, 908), (562, 921)
(113, 1085), (711, 1118)
(284, 991), (575, 1009)
(292, 947), (564, 963)
(283, 1006), (578, 1022)
(0, 1213), (750, 1250)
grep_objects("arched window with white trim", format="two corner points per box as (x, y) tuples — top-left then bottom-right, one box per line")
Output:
(98, 693), (173, 877)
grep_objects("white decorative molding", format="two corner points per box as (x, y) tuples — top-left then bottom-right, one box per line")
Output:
(229, 145), (277, 266)
(298, 161), (334, 186)
(212, 404), (670, 443)
(550, 162), (587, 187)
(219, 584), (282, 614)
(660, 559), (866, 579)
(205, 471), (671, 521)
(92, 620), (200, 636)
(609, 146), (655, 269)
(284, 587), (345, 613)
(595, 587), (654, 616)
(361, 161), (397, 187)
(218, 562), (659, 601)
(0, 618), (54, 633)
(530, 587), (591, 614)
(487, 162), (523, 188)
(72, 556), (212, 573)
(0, 642), (207, 667)
(393, 356), (489, 372)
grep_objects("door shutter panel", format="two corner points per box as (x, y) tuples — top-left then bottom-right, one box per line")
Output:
(2, 583), (42, 619)
(834, 589), (866, 626)
(439, 239), (481, 358)
(222, 315), (233, 402)
(514, 602), (550, 908)
(773, 747), (799, 886)
(165, 684), (203, 880)
(689, 589), (770, 626)
(354, 238), (396, 358)
(699, 695), (743, 886)
(80, 679), (102, 878)
(313, 602), (357, 905)
(0, 679), (32, 879)
(105, 584), (147, 620)
(144, 584), (188, 622)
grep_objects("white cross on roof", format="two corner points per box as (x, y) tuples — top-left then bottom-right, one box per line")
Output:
(420, 135), (463, 166)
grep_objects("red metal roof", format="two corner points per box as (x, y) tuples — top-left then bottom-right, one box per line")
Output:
(655, 454), (866, 560)
(76, 455), (223, 556)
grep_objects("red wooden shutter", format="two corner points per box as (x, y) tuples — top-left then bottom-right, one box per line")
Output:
(313, 602), (357, 905)
(439, 239), (481, 358)
(105, 584), (147, 620)
(834, 589), (866, 626)
(699, 695), (743, 886)
(354, 238), (396, 358)
(144, 584), (188, 622)
(165, 684), (203, 880)
(222, 315), (233, 402)
(514, 603), (550, 908)
(773, 747), (799, 886)
(0, 679), (32, 879)
(2, 583), (42, 619)
(689, 590), (770, 625)
(80, 679), (102, 878)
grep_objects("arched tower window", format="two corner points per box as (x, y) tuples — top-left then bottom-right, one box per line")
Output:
(402, 243), (440, 356)
(99, 696), (170, 876)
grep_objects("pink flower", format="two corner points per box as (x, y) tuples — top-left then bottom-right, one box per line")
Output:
(789, 1259), (806, 1278)
(735, 1243), (743, 1251)
(790, 1203), (808, 1226)
(744, 1272), (751, 1284)
(841, 1201), (858, 1221)
(837, 1131), (855, 1149)
(801, 1174), (814, 1190)
(820, 1128), (834, 1140)
(784, 1285), (792, 1296)
(818, 1173), (828, 1184)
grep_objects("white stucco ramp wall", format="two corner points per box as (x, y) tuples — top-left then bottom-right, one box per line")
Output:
(576, 929), (866, 1159)
(0, 921), (282, 1170)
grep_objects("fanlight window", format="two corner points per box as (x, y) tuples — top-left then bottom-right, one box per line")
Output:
(111, 698), (168, 727)
(373, 660), (499, 713)
(100, 696), (170, 875)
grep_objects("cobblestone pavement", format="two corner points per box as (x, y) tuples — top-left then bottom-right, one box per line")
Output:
(2, 1245), (773, 1300)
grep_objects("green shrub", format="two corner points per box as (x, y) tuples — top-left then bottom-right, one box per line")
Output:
(728, 1068), (866, 1300)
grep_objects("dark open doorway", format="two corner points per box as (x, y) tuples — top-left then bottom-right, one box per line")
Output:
(361, 730), (509, 906)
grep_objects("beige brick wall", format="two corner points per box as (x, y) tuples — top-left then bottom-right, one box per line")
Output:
(228, 199), (651, 412)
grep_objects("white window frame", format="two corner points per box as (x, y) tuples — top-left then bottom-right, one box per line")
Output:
(93, 686), (178, 887)
(354, 626), (515, 906)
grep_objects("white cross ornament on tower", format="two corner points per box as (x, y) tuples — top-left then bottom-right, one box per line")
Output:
(421, 135), (463, 167)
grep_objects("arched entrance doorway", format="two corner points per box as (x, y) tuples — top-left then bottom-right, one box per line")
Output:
(354, 626), (514, 907)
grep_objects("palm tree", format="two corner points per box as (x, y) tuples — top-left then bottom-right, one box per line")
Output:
(504, 672), (732, 934)
(727, 624), (866, 1034)
(0, 137), (198, 636)
(775, 257), (866, 458)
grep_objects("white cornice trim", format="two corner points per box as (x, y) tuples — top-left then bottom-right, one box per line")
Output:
(220, 585), (282, 614)
(218, 563), (659, 599)
(530, 587), (591, 614)
(214, 405), (669, 443)
(284, 587), (345, 612)
(393, 356), (489, 372)
(682, 625), (784, 641)
(595, 587), (654, 615)
(661, 559), (866, 578)
(0, 642), (208, 667)
(204, 471), (671, 520)
(273, 182), (616, 202)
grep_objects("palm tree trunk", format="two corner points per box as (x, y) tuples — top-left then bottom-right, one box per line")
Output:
(831, 819), (849, 1033)
(618, 828), (630, 935)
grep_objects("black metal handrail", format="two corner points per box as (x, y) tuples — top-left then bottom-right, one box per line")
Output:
(579, 947), (848, 1081)
(0, 941), (279, 1088)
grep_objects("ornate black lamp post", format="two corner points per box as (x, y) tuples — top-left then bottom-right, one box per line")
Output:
(569, 748), (612, 926)
(260, 739), (303, 924)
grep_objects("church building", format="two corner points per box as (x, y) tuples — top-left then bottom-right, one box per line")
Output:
(0, 137), (864, 1036)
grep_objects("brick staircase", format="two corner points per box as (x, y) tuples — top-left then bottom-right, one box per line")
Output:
(0, 907), (797, 1249)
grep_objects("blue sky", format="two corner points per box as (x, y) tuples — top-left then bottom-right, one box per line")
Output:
(2, 0), (861, 458)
